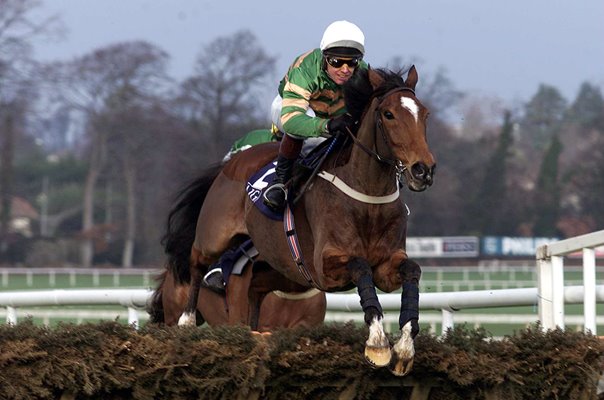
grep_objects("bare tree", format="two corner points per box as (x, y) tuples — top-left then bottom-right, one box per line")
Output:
(50, 41), (170, 267)
(0, 0), (60, 258)
(177, 30), (276, 159)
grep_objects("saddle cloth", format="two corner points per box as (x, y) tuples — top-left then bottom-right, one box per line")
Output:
(212, 238), (258, 285)
(245, 134), (343, 221)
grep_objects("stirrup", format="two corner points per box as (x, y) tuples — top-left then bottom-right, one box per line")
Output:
(202, 267), (225, 294)
(263, 183), (287, 210)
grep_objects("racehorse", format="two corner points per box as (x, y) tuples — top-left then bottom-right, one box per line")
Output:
(179, 66), (435, 376)
(149, 168), (326, 330)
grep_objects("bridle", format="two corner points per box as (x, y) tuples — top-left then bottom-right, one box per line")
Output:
(344, 86), (417, 181)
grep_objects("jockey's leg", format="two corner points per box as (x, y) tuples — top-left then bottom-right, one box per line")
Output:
(263, 134), (303, 212)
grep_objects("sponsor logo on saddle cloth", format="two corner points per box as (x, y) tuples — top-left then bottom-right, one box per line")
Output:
(246, 161), (284, 221)
(246, 136), (337, 221)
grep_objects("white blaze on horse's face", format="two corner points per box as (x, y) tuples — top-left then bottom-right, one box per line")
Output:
(400, 96), (419, 124)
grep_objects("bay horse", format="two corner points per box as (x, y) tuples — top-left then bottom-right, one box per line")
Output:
(149, 167), (326, 330)
(180, 66), (435, 376)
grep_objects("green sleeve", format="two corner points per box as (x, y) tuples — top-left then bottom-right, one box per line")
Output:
(280, 67), (328, 138)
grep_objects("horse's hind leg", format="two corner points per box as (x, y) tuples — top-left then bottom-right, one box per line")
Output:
(178, 247), (204, 326)
(178, 171), (248, 326)
(391, 258), (421, 376)
(154, 269), (204, 326)
(348, 257), (391, 368)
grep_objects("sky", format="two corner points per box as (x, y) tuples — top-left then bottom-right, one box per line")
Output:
(32, 0), (604, 109)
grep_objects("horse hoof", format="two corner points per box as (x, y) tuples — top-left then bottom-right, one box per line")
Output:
(390, 357), (414, 376)
(251, 331), (272, 339)
(364, 345), (392, 368)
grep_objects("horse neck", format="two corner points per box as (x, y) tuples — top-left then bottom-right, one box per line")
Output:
(340, 105), (398, 196)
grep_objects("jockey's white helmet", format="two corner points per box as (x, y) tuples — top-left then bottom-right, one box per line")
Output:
(320, 20), (365, 57)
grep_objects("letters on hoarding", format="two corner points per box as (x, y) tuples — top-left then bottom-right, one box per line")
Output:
(406, 237), (479, 258)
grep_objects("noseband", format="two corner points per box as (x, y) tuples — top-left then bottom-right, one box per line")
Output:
(345, 86), (416, 180)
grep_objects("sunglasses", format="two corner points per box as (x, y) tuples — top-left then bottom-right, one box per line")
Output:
(325, 56), (361, 68)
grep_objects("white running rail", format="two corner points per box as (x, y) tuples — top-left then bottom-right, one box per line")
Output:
(1, 230), (602, 335)
(536, 229), (604, 334)
(2, 285), (604, 335)
(0, 289), (151, 329)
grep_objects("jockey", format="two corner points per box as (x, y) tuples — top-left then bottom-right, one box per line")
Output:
(203, 21), (367, 292)
(262, 20), (368, 212)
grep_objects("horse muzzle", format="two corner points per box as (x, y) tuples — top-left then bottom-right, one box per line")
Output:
(402, 162), (435, 192)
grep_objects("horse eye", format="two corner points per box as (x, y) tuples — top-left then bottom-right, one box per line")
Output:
(383, 111), (394, 120)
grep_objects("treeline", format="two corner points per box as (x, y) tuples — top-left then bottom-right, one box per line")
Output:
(0, 0), (603, 267)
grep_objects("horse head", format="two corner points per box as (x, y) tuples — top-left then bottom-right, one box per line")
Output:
(347, 66), (436, 192)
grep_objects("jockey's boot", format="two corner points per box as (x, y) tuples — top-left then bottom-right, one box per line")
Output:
(263, 155), (296, 212)
(202, 267), (225, 294)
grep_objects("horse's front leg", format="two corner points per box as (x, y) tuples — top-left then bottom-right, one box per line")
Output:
(391, 258), (421, 376)
(348, 257), (391, 368)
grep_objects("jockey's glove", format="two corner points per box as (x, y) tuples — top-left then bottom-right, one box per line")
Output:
(326, 113), (358, 135)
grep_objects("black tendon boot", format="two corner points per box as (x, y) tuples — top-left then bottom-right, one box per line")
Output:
(263, 155), (296, 212)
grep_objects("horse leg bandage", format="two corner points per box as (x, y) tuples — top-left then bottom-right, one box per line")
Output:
(399, 282), (419, 334)
(356, 273), (383, 324)
(399, 259), (421, 337)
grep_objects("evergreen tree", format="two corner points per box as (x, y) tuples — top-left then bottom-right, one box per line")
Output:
(519, 85), (567, 151)
(566, 82), (604, 131)
(571, 135), (604, 231)
(466, 111), (514, 235)
(533, 135), (563, 236)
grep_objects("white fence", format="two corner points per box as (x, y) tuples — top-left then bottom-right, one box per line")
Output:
(537, 229), (604, 333)
(0, 289), (150, 329)
(1, 230), (603, 335)
(1, 284), (603, 335)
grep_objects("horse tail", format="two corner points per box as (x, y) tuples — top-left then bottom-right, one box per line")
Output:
(148, 270), (167, 323)
(160, 163), (224, 284)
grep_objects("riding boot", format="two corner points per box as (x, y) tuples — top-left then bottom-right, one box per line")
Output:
(263, 134), (303, 212)
(263, 155), (296, 212)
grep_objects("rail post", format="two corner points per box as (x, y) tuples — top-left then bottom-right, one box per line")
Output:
(128, 307), (139, 329)
(536, 230), (604, 334)
(6, 306), (17, 325)
(441, 309), (454, 335)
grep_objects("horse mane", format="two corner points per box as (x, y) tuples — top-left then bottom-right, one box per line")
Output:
(344, 66), (411, 121)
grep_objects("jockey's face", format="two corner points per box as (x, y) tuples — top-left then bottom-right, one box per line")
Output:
(325, 57), (357, 85)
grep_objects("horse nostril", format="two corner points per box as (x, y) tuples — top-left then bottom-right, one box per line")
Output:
(411, 163), (435, 185)
(412, 163), (427, 179)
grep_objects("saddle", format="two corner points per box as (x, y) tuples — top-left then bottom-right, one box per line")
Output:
(245, 134), (346, 220)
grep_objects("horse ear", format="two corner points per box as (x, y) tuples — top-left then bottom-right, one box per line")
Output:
(405, 65), (418, 90)
(368, 67), (384, 90)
